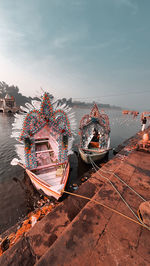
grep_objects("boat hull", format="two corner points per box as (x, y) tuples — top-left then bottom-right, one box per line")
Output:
(26, 163), (70, 200)
(79, 148), (108, 164)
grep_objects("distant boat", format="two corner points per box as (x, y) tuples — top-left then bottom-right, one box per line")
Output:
(78, 104), (110, 164)
(122, 110), (139, 116)
(122, 110), (129, 115)
(141, 111), (150, 119)
(11, 93), (76, 200)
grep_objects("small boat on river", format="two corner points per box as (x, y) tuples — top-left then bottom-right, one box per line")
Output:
(122, 110), (139, 117)
(79, 104), (110, 164)
(141, 111), (150, 120)
(11, 93), (76, 199)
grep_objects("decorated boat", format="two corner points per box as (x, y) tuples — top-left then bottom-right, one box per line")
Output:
(79, 104), (110, 164)
(11, 93), (76, 200)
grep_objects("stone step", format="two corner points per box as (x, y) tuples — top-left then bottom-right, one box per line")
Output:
(0, 176), (102, 266)
(35, 150), (150, 266)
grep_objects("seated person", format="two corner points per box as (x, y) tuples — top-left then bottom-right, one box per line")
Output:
(91, 128), (99, 142)
(88, 128), (99, 148)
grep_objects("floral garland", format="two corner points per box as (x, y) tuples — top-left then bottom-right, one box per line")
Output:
(20, 110), (46, 140)
(24, 138), (37, 169)
(80, 104), (110, 133)
(20, 93), (72, 168)
(79, 104), (110, 148)
(54, 109), (72, 136)
(40, 93), (53, 121)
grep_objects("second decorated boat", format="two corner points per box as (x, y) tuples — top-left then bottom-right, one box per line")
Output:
(79, 104), (110, 164)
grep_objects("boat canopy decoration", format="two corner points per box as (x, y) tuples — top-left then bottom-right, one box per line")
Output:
(40, 93), (53, 120)
(20, 93), (72, 140)
(79, 104), (110, 150)
(79, 104), (110, 134)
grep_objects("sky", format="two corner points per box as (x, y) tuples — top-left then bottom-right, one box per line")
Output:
(0, 0), (150, 110)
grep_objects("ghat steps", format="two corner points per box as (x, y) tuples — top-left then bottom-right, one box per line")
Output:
(0, 129), (150, 265)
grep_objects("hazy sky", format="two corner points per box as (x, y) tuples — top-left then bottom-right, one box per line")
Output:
(0, 0), (150, 110)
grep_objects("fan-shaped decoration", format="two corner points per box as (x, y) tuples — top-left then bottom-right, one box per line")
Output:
(90, 104), (100, 118)
(79, 104), (110, 133)
(54, 109), (72, 137)
(79, 114), (90, 130)
(20, 110), (46, 140)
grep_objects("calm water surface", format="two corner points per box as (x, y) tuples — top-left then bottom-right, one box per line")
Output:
(0, 108), (146, 233)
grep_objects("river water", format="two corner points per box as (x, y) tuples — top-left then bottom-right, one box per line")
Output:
(0, 108), (145, 233)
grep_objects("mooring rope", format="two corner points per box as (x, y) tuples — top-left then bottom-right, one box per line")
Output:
(91, 158), (146, 202)
(89, 156), (142, 224)
(62, 190), (150, 231)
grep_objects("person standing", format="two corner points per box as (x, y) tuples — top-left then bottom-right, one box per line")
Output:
(141, 116), (147, 131)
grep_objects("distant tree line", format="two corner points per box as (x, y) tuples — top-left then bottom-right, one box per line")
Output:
(58, 98), (121, 110)
(0, 81), (121, 110)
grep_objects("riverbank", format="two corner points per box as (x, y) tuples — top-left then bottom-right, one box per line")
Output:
(0, 128), (150, 265)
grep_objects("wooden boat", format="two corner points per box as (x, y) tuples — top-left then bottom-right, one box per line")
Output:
(122, 110), (129, 115)
(79, 104), (110, 164)
(141, 111), (150, 120)
(122, 110), (139, 116)
(11, 93), (76, 200)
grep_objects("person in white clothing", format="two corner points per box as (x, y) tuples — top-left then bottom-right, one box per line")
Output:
(141, 116), (147, 131)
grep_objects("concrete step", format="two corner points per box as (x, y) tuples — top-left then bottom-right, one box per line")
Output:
(35, 151), (150, 266)
(0, 175), (102, 266)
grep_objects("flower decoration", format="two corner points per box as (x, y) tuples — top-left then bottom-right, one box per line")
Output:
(18, 92), (74, 168)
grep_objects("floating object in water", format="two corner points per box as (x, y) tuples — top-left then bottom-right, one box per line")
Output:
(78, 104), (110, 164)
(72, 183), (78, 190)
(81, 177), (88, 182)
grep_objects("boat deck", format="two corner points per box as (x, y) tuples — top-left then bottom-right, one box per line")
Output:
(37, 171), (62, 186)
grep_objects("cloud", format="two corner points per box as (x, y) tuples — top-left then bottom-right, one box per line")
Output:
(0, 27), (25, 49)
(83, 38), (117, 50)
(113, 0), (138, 14)
(53, 34), (79, 48)
(83, 36), (130, 52)
(50, 25), (89, 51)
